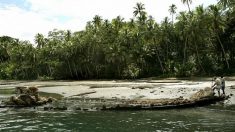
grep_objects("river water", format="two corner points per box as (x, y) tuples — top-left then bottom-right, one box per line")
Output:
(0, 104), (235, 131)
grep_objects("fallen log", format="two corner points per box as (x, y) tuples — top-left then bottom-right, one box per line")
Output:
(0, 87), (228, 110)
(101, 87), (229, 110)
(101, 95), (228, 110)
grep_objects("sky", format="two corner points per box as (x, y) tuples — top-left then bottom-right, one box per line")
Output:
(0, 0), (218, 43)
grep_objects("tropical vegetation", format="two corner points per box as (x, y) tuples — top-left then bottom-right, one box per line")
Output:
(0, 0), (234, 80)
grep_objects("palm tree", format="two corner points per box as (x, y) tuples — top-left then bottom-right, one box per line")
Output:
(169, 4), (177, 24)
(133, 2), (147, 24)
(181, 0), (192, 13)
(176, 11), (189, 66)
(146, 16), (155, 30)
(65, 30), (72, 42)
(138, 12), (147, 24)
(92, 15), (103, 31)
(133, 2), (145, 17)
(112, 16), (124, 31)
(103, 19), (110, 28)
(35, 33), (45, 48)
(209, 5), (230, 69)
(218, 0), (235, 9)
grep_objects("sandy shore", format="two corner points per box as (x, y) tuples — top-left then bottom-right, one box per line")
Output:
(1, 78), (234, 105)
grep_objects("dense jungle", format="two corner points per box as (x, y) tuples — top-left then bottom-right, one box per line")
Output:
(0, 0), (234, 80)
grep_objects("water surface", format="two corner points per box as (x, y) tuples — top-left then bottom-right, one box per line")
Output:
(0, 105), (234, 131)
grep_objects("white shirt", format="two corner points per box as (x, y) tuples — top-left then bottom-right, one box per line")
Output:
(214, 78), (221, 90)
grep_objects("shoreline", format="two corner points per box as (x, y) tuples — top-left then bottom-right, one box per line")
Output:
(0, 78), (234, 110)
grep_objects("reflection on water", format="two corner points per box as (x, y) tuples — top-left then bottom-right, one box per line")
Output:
(0, 105), (235, 131)
(0, 89), (15, 95)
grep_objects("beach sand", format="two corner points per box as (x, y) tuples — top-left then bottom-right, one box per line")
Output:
(1, 77), (234, 105)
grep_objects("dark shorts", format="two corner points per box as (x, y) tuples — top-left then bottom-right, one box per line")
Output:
(221, 86), (225, 90)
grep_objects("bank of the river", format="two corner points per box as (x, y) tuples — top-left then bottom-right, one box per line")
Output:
(0, 77), (235, 109)
(1, 78), (235, 131)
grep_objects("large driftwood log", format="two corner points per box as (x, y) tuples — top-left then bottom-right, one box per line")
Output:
(102, 87), (227, 110)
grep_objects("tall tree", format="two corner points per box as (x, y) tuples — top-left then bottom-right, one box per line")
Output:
(35, 33), (46, 48)
(92, 15), (103, 32)
(1, 1), (235, 80)
(181, 0), (193, 13)
(169, 4), (177, 24)
(133, 2), (147, 24)
(133, 2), (145, 17)
(209, 5), (230, 69)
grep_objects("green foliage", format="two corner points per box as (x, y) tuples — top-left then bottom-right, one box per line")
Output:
(123, 63), (140, 79)
(174, 56), (197, 77)
(0, 63), (11, 79)
(0, 1), (234, 80)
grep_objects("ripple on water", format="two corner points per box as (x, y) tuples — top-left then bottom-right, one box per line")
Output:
(0, 105), (235, 131)
(56, 122), (64, 126)
(3, 119), (30, 124)
(22, 125), (39, 131)
(1, 126), (23, 131)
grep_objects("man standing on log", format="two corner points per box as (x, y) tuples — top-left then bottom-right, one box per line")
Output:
(212, 77), (221, 96)
(221, 76), (225, 95)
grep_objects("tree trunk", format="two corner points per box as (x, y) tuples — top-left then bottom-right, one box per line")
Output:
(48, 65), (52, 77)
(195, 42), (206, 73)
(156, 49), (164, 74)
(154, 38), (164, 73)
(166, 41), (169, 61)
(183, 37), (188, 65)
(187, 1), (191, 13)
(67, 59), (73, 78)
(216, 34), (230, 69)
(73, 62), (79, 80)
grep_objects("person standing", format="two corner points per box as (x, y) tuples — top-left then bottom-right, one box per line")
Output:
(212, 77), (221, 96)
(221, 76), (225, 95)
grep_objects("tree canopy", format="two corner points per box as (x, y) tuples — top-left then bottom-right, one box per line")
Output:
(0, 1), (234, 80)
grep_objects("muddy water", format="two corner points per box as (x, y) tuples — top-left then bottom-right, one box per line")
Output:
(0, 79), (235, 131)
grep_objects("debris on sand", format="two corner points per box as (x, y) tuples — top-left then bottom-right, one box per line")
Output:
(73, 91), (97, 97)
(2, 86), (55, 107)
(190, 87), (214, 100)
